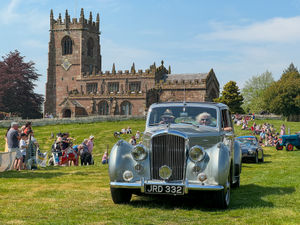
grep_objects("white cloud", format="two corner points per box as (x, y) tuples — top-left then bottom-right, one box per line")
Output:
(0, 0), (21, 24)
(199, 16), (300, 43)
(0, 1), (48, 31)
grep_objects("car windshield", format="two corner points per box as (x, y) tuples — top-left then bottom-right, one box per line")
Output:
(237, 138), (257, 145)
(148, 106), (218, 127)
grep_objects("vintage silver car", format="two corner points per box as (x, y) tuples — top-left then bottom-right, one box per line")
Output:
(109, 102), (242, 208)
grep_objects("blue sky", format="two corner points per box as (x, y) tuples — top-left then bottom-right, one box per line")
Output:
(1, 0), (300, 95)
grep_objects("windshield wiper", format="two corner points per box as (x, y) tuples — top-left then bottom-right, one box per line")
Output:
(179, 121), (199, 128)
(149, 122), (169, 126)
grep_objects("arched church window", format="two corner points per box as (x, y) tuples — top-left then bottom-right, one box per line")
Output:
(62, 36), (73, 55)
(120, 101), (132, 115)
(87, 38), (94, 57)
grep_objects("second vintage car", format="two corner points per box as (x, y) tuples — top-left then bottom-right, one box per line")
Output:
(236, 136), (264, 163)
(109, 102), (242, 208)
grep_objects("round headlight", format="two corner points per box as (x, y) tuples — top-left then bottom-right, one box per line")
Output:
(189, 145), (205, 162)
(131, 145), (147, 161)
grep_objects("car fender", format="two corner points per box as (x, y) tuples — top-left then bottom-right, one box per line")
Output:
(233, 140), (242, 176)
(195, 142), (230, 187)
(108, 140), (150, 182)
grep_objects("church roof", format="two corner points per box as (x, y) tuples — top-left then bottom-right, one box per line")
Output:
(165, 73), (208, 81)
(59, 98), (85, 108)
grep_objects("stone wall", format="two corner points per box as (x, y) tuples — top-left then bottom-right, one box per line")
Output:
(0, 115), (145, 128)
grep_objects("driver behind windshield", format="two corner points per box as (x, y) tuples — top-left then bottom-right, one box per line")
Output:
(160, 109), (175, 124)
(196, 112), (212, 126)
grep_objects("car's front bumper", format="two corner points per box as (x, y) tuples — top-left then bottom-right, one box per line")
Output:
(110, 179), (224, 194)
(242, 152), (256, 159)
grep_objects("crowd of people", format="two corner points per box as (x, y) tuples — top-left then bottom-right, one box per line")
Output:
(50, 133), (95, 166)
(113, 127), (141, 146)
(3, 121), (146, 170)
(234, 114), (286, 147)
(5, 121), (38, 170)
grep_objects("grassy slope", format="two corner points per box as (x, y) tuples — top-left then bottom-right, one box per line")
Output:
(0, 119), (299, 225)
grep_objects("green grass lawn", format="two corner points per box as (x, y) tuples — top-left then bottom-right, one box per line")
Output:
(0, 119), (300, 225)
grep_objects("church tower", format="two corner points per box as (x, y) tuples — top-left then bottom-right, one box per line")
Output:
(44, 9), (101, 117)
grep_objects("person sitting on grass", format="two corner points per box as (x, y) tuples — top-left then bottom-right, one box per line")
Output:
(126, 127), (132, 134)
(135, 131), (141, 140)
(129, 136), (136, 146)
(121, 128), (126, 134)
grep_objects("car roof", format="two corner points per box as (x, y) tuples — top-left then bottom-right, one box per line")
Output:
(150, 102), (228, 108)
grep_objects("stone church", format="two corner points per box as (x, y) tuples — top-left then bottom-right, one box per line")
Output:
(44, 9), (220, 118)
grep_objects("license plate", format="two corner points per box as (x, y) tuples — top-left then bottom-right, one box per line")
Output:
(144, 184), (184, 195)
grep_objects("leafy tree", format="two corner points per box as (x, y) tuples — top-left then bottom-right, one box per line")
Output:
(0, 50), (43, 118)
(214, 81), (244, 114)
(263, 63), (300, 118)
(283, 62), (298, 74)
(242, 71), (274, 113)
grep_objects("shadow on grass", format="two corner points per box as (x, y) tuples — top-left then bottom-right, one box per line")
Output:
(242, 160), (272, 164)
(129, 184), (295, 210)
(0, 170), (66, 179)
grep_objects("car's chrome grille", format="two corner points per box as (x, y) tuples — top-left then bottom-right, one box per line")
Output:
(151, 134), (185, 181)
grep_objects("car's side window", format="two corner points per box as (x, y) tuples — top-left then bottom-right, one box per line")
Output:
(221, 109), (233, 132)
(221, 109), (226, 128)
(227, 111), (233, 129)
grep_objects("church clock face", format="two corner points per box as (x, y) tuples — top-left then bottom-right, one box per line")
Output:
(61, 58), (72, 71)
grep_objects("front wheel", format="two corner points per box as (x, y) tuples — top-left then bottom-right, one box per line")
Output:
(110, 187), (132, 204)
(276, 143), (283, 150)
(286, 143), (294, 151)
(254, 153), (258, 163)
(215, 176), (230, 209)
(231, 176), (240, 188)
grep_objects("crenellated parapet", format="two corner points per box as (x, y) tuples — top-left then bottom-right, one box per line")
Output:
(158, 78), (207, 89)
(78, 61), (171, 80)
(50, 8), (100, 33)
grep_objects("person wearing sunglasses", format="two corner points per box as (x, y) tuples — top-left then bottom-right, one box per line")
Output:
(196, 112), (212, 126)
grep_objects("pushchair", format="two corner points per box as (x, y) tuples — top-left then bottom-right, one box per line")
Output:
(48, 141), (61, 166)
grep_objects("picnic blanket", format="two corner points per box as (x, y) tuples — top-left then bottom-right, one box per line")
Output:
(0, 151), (17, 172)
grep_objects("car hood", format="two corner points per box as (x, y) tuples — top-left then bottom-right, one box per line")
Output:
(241, 144), (256, 152)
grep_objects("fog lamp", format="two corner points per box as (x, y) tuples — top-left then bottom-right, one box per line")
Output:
(131, 145), (147, 161)
(193, 165), (201, 174)
(123, 170), (133, 182)
(189, 145), (205, 162)
(134, 163), (143, 172)
(197, 173), (207, 182)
